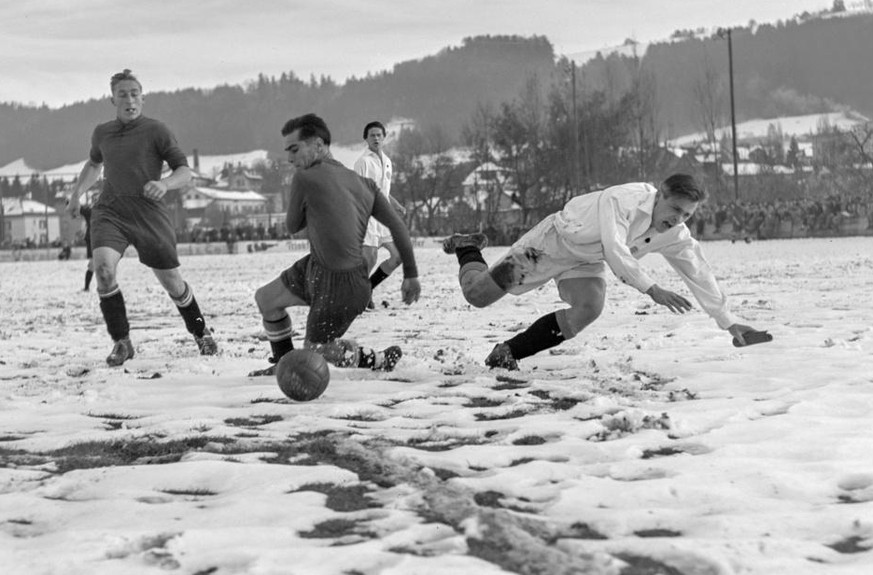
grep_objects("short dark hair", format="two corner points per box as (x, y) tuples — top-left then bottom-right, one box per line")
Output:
(661, 173), (707, 202)
(362, 121), (386, 139)
(110, 69), (142, 93)
(281, 113), (331, 145)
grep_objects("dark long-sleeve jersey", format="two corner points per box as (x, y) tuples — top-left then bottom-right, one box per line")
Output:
(286, 158), (418, 278)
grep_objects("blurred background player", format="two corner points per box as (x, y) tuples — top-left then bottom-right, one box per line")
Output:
(354, 121), (405, 309)
(251, 114), (420, 376)
(65, 69), (218, 366)
(80, 202), (94, 291)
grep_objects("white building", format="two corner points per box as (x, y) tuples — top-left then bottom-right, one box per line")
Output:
(181, 187), (268, 227)
(1, 197), (60, 246)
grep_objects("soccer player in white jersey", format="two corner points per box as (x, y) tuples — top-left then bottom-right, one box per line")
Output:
(354, 121), (404, 308)
(443, 173), (768, 370)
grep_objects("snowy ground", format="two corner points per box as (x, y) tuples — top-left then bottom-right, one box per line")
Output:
(1, 237), (872, 575)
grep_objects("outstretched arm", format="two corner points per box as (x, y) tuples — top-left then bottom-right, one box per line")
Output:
(372, 190), (420, 304)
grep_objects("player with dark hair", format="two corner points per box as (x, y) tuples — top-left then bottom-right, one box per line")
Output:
(65, 69), (218, 366)
(443, 174), (769, 369)
(250, 113), (420, 376)
(354, 120), (404, 309)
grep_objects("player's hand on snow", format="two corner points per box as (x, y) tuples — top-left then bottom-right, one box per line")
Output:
(728, 323), (772, 347)
(143, 180), (168, 200)
(645, 284), (693, 314)
(401, 277), (421, 305)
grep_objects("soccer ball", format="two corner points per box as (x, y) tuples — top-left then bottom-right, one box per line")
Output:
(276, 349), (330, 401)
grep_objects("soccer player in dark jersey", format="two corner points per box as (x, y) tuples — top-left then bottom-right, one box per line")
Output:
(64, 69), (218, 366)
(250, 113), (421, 376)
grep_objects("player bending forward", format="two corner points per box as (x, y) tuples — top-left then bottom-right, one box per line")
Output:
(443, 173), (769, 370)
(250, 114), (421, 376)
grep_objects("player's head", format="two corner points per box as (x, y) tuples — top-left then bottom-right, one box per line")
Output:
(661, 173), (707, 203)
(652, 174), (705, 233)
(281, 113), (331, 169)
(362, 121), (387, 154)
(110, 69), (143, 123)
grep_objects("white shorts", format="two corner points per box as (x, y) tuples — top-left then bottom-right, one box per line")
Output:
(492, 213), (606, 295)
(363, 219), (392, 248)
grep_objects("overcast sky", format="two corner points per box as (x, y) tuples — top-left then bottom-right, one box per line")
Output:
(1, 0), (831, 109)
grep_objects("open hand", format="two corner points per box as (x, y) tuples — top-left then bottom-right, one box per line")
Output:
(646, 284), (693, 314)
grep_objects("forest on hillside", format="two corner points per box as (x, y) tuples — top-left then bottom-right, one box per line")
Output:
(1, 11), (872, 171)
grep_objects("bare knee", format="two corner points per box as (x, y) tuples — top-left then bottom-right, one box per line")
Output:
(94, 261), (116, 288)
(561, 301), (604, 338)
(460, 265), (505, 308)
(254, 285), (272, 315)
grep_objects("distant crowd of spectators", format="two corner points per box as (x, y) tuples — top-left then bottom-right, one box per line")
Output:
(178, 221), (291, 244)
(690, 193), (873, 241)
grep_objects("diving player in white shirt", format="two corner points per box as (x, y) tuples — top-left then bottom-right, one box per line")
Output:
(443, 173), (769, 369)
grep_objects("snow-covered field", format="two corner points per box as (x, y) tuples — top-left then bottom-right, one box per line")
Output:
(1, 238), (872, 575)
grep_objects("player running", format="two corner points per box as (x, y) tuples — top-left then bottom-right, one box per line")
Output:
(65, 69), (218, 366)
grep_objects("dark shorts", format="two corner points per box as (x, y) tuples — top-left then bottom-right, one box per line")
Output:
(90, 196), (180, 269)
(280, 254), (371, 344)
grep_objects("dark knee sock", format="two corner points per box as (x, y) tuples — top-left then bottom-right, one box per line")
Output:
(370, 266), (390, 289)
(99, 287), (130, 341)
(264, 314), (294, 362)
(456, 246), (486, 268)
(172, 283), (207, 337)
(269, 338), (294, 363)
(505, 312), (565, 360)
(84, 269), (93, 290)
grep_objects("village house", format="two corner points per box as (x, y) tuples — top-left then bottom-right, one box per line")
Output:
(1, 196), (60, 247)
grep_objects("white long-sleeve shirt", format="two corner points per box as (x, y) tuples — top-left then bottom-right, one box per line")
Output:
(553, 182), (738, 329)
(353, 149), (392, 196)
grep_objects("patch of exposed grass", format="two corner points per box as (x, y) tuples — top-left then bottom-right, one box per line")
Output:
(298, 518), (377, 543)
(224, 414), (283, 427)
(616, 553), (684, 574)
(475, 408), (529, 421)
(512, 435), (547, 446)
(294, 482), (377, 512)
(474, 490), (504, 508)
(430, 467), (460, 480)
(641, 447), (684, 460)
(563, 522), (608, 540)
(405, 434), (485, 452)
(550, 397), (582, 411)
(634, 529), (682, 538)
(86, 412), (142, 420)
(827, 535), (872, 554)
(464, 397), (505, 408)
(492, 378), (529, 391)
(159, 488), (217, 497)
(44, 436), (236, 473)
(509, 457), (536, 467)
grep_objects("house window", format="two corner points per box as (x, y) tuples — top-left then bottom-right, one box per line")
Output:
(39, 220), (47, 229)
